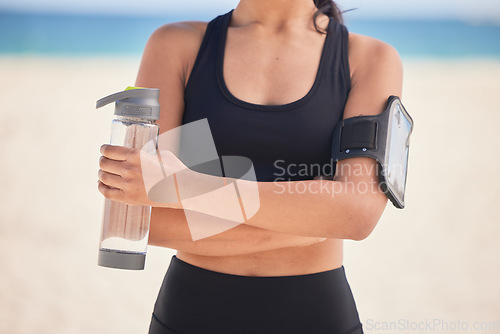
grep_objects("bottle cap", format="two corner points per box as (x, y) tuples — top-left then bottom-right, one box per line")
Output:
(96, 86), (160, 120)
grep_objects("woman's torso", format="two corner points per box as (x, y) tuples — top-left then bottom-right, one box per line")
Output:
(176, 10), (351, 276)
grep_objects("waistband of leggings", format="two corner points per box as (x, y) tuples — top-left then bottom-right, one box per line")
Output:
(169, 255), (347, 285)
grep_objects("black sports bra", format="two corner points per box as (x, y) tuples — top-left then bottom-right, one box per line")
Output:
(181, 9), (351, 182)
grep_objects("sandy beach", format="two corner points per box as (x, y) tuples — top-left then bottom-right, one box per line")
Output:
(0, 55), (499, 333)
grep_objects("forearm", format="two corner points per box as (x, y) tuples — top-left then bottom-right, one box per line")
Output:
(148, 206), (326, 256)
(238, 174), (385, 239)
(171, 159), (387, 240)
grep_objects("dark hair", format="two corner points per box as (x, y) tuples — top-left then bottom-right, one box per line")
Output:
(313, 0), (343, 33)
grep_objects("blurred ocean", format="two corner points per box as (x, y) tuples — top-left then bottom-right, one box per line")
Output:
(1, 10), (500, 58)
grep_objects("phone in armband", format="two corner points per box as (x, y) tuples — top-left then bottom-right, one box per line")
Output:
(331, 96), (414, 209)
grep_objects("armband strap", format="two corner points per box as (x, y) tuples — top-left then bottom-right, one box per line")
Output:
(331, 95), (414, 209)
(340, 120), (377, 151)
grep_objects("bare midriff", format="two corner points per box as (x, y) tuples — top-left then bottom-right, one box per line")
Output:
(177, 238), (343, 276)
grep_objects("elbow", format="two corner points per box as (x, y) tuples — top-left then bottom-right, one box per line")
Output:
(349, 217), (377, 241)
(344, 196), (387, 241)
(323, 210), (378, 241)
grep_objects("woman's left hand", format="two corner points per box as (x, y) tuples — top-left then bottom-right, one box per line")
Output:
(97, 144), (183, 208)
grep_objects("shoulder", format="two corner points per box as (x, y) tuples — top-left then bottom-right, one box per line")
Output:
(145, 20), (208, 59)
(135, 21), (210, 130)
(347, 32), (403, 87)
(137, 20), (209, 88)
(341, 32), (403, 118)
(149, 20), (207, 44)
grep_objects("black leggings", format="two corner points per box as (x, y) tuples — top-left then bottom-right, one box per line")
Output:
(148, 255), (363, 334)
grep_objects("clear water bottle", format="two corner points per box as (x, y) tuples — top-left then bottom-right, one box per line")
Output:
(96, 86), (160, 270)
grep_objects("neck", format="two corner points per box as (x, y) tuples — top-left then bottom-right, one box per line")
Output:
(233, 0), (325, 31)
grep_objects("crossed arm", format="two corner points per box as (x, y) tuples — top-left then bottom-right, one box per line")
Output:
(97, 24), (403, 257)
(148, 206), (327, 256)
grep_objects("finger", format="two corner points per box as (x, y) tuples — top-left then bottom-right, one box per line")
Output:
(98, 169), (124, 190)
(99, 156), (127, 176)
(98, 180), (124, 201)
(100, 144), (130, 161)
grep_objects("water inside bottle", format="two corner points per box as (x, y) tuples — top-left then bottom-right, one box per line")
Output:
(99, 198), (151, 253)
(99, 118), (159, 257)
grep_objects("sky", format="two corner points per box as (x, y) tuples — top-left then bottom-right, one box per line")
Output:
(0, 0), (499, 22)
